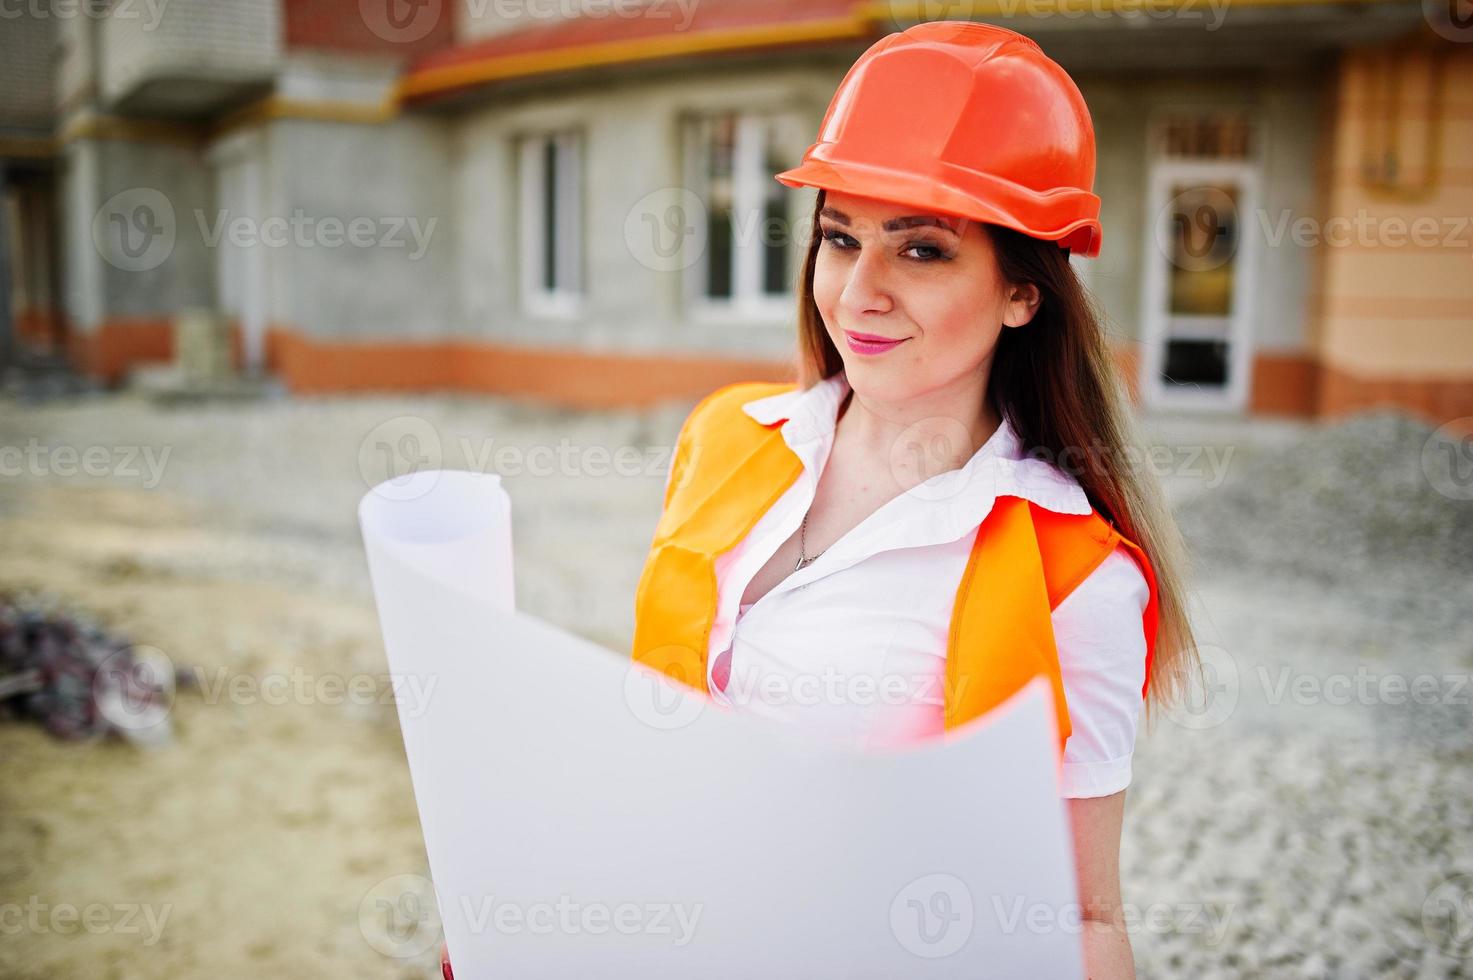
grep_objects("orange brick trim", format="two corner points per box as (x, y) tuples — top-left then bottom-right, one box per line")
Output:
(67, 323), (1472, 423)
(1317, 362), (1473, 425)
(265, 326), (795, 409)
(1250, 351), (1321, 417)
(68, 317), (173, 383)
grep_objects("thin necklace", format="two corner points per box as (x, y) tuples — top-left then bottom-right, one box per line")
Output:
(795, 507), (824, 571)
(795, 388), (852, 572)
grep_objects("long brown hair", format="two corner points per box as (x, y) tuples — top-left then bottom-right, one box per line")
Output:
(792, 188), (1200, 709)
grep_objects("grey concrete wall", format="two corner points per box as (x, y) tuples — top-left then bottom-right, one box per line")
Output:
(99, 0), (281, 106)
(259, 116), (458, 340)
(62, 136), (214, 333)
(0, 7), (57, 136)
(449, 62), (839, 358)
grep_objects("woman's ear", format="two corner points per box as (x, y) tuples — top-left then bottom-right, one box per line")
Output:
(1002, 282), (1042, 328)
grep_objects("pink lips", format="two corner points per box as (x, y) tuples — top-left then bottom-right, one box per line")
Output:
(843, 330), (909, 355)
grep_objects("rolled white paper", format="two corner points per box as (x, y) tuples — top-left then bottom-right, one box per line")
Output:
(358, 468), (1084, 979)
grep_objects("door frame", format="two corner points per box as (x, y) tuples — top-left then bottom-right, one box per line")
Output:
(1138, 157), (1262, 413)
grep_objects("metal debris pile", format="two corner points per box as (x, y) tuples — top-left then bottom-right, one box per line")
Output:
(0, 592), (178, 745)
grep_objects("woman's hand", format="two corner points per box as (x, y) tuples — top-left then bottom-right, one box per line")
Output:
(440, 940), (453, 979)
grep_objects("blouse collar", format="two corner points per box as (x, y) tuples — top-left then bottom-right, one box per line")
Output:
(740, 369), (1093, 526)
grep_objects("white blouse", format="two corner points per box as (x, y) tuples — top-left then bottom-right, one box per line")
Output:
(679, 370), (1150, 799)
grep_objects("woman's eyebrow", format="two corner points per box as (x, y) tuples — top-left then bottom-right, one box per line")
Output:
(819, 206), (961, 235)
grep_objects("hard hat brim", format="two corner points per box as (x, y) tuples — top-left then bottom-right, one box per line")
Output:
(774, 157), (1102, 259)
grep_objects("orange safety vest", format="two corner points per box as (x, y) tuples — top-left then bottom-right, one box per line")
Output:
(631, 380), (1161, 753)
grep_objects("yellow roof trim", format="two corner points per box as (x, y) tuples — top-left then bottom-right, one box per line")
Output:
(215, 96), (398, 137)
(873, 0), (1397, 13)
(397, 12), (872, 100)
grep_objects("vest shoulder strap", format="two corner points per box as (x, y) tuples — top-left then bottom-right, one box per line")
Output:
(1030, 504), (1120, 611)
(1031, 503), (1160, 700)
(665, 380), (797, 508)
(686, 380), (797, 437)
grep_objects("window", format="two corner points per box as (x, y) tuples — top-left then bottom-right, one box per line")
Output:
(1139, 111), (1261, 411)
(684, 110), (804, 322)
(518, 129), (583, 318)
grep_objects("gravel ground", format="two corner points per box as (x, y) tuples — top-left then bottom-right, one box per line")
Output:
(0, 387), (1469, 978)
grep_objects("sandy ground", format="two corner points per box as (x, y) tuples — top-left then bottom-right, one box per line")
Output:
(0, 388), (1469, 979)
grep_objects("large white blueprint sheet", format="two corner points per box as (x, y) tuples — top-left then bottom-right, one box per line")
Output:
(359, 469), (1085, 979)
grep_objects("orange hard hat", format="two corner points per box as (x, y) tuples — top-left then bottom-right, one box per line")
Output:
(774, 21), (1103, 258)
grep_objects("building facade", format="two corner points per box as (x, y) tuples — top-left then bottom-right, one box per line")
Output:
(1, 0), (1468, 421)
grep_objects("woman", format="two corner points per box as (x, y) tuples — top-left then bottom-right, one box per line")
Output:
(631, 20), (1199, 979)
(448, 20), (1197, 980)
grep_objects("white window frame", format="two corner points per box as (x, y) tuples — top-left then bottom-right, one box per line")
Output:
(518, 129), (584, 320)
(682, 110), (800, 327)
(1138, 156), (1261, 413)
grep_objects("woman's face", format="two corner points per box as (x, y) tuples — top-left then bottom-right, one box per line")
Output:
(812, 190), (1039, 404)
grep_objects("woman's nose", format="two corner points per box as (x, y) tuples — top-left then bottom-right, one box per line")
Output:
(838, 246), (895, 315)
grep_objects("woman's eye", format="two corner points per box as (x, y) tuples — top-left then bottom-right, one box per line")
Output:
(819, 228), (948, 262)
(820, 228), (856, 249)
(904, 242), (947, 261)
